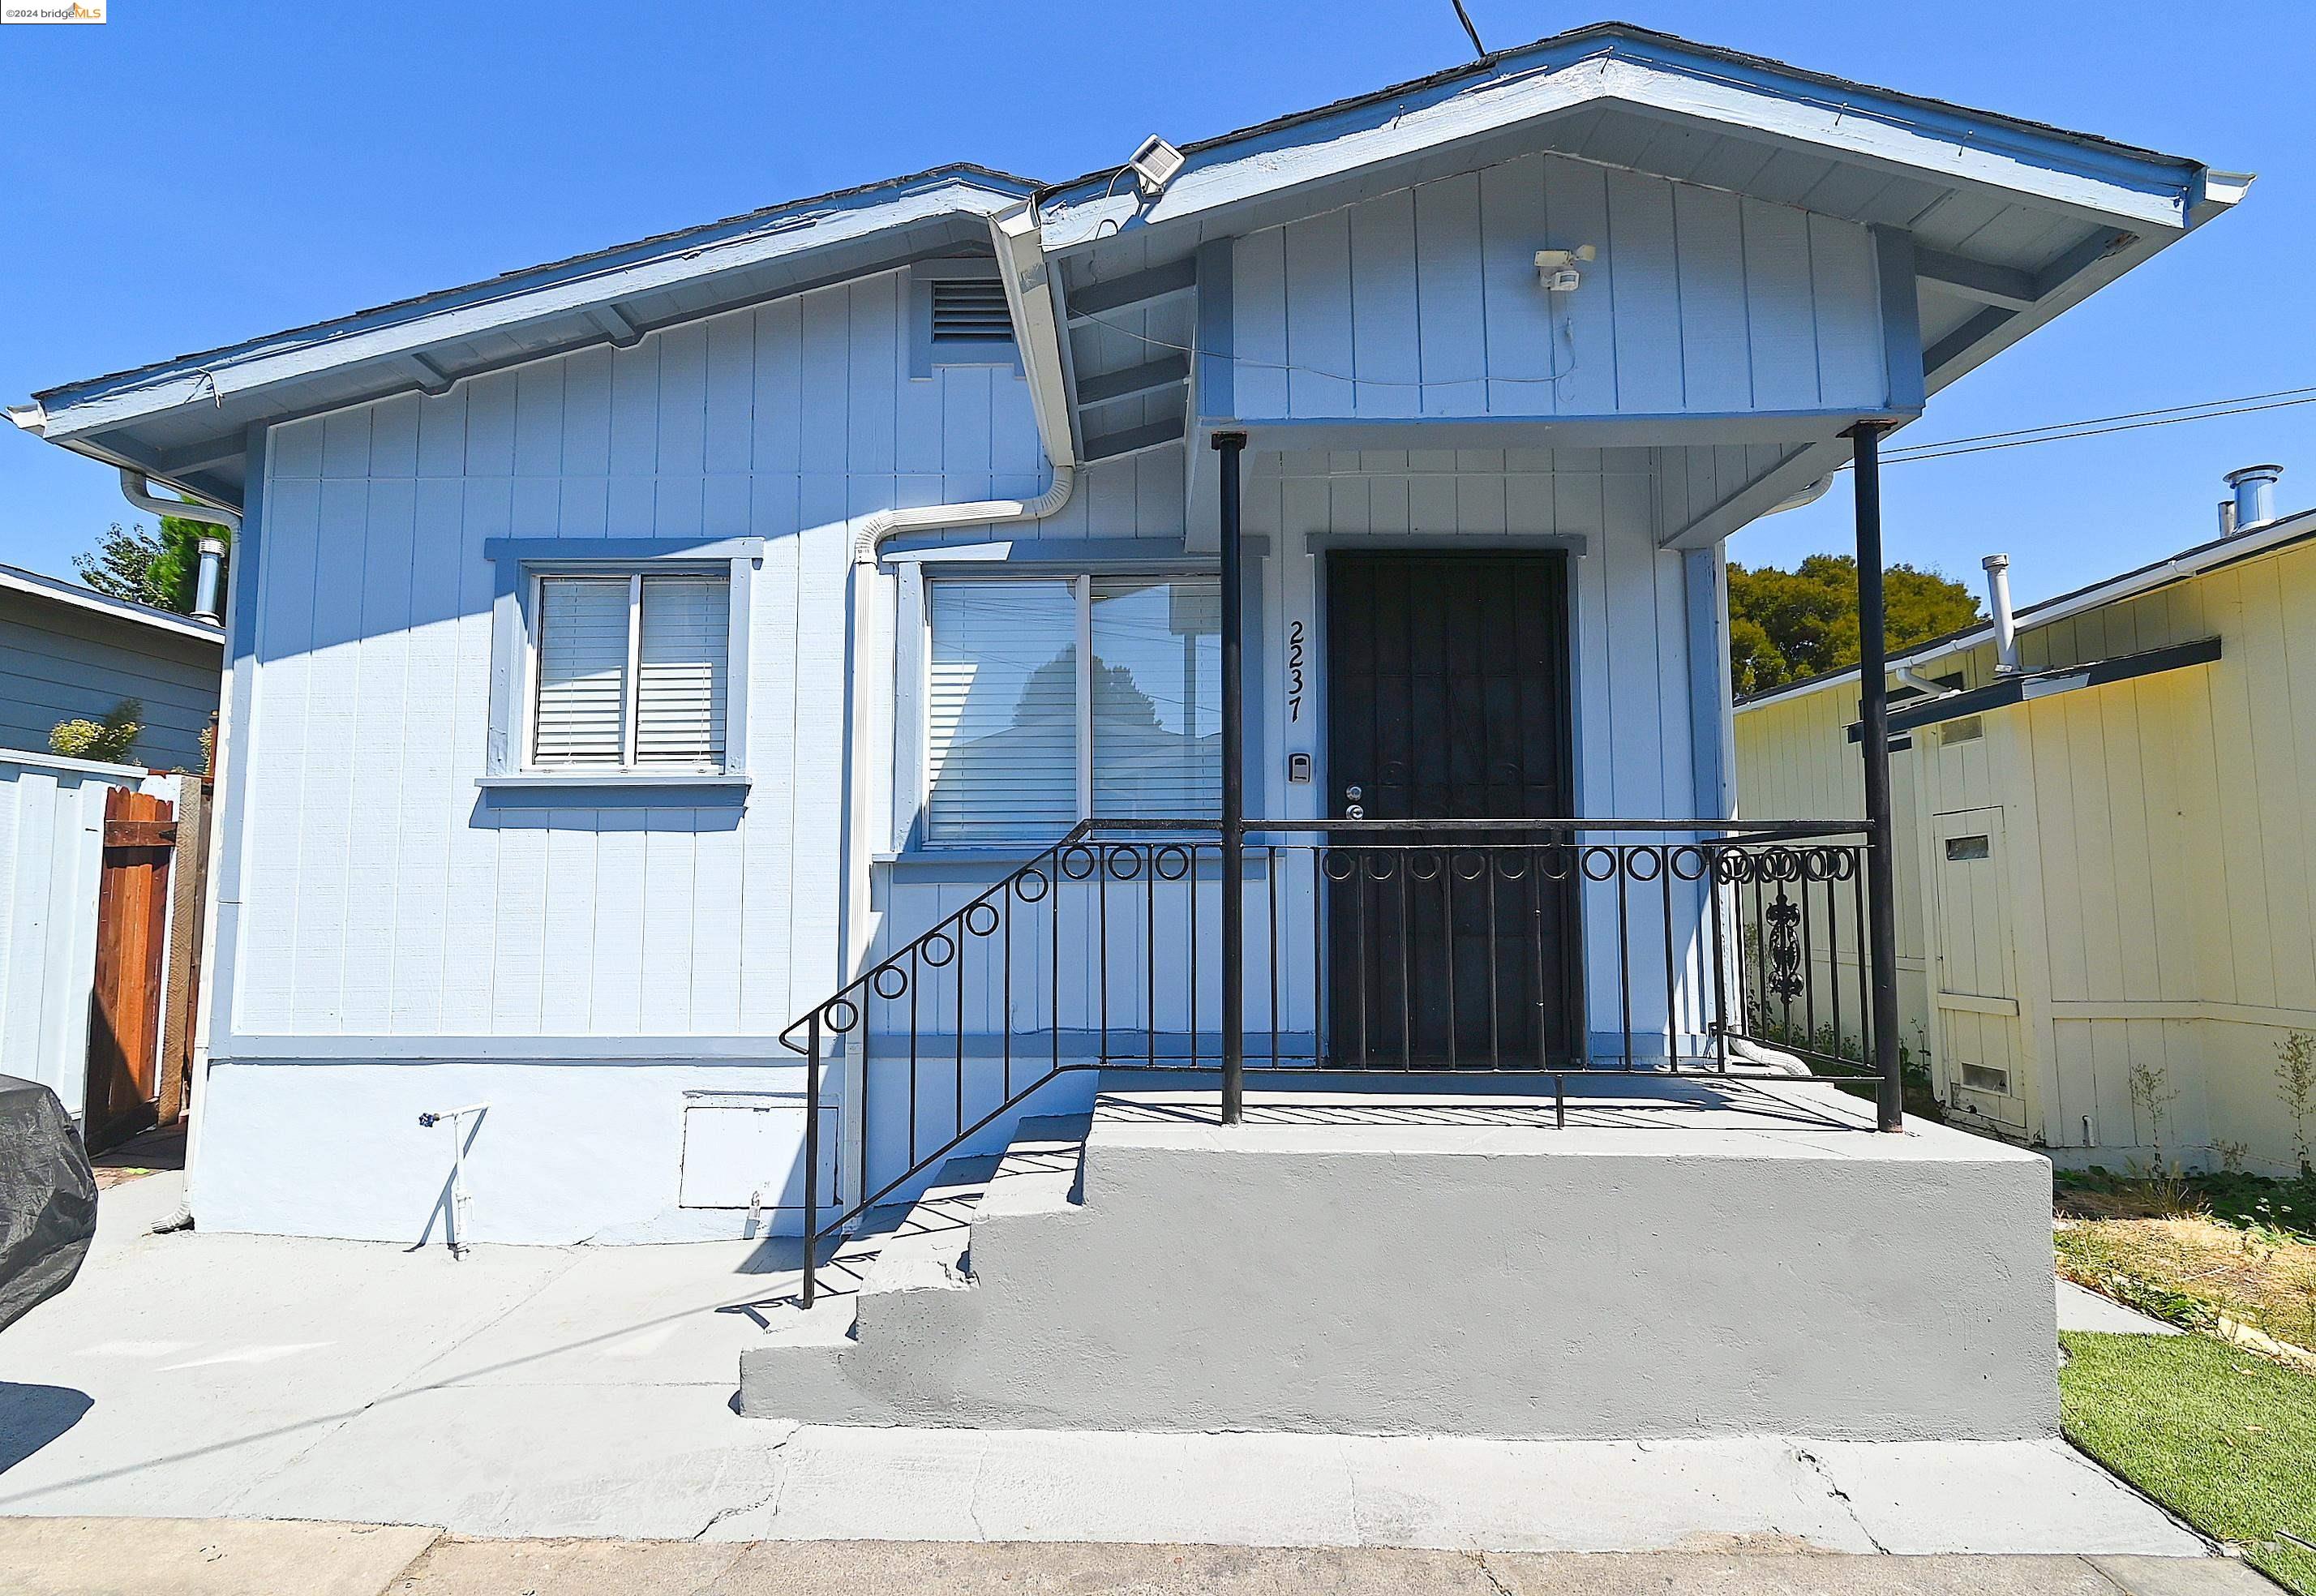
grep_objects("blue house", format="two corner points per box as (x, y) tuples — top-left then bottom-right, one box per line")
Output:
(9, 24), (2242, 1274)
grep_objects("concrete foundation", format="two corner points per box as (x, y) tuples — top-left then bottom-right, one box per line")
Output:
(740, 1074), (2058, 1440)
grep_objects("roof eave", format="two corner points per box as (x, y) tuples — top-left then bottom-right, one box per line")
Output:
(1037, 28), (2210, 256)
(27, 167), (1040, 445)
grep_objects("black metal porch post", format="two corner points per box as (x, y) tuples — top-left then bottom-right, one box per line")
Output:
(1214, 431), (1248, 1126)
(1848, 422), (1905, 1132)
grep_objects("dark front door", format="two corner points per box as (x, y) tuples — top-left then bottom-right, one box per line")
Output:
(1323, 552), (1582, 1067)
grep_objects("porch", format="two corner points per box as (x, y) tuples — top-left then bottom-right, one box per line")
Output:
(807, 423), (1915, 1293)
(739, 1067), (2051, 1438)
(817, 816), (1889, 1230)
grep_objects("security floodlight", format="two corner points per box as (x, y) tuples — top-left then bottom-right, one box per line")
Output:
(1129, 136), (1186, 198)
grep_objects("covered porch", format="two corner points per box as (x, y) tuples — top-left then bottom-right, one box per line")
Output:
(808, 417), (1911, 1273)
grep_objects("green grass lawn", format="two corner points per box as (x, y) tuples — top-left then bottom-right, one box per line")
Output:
(2061, 1329), (2316, 1593)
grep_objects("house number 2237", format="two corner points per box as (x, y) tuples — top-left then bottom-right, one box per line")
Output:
(1287, 619), (1306, 722)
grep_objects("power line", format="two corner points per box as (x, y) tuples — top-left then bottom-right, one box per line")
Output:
(1876, 391), (2316, 466)
(1449, 0), (1489, 60)
(1881, 385), (2316, 461)
(1071, 302), (2314, 463)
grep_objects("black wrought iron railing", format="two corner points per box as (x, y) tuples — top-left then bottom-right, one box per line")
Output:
(778, 816), (1879, 1306)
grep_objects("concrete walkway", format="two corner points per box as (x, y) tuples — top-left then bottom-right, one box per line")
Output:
(0, 1520), (2284, 1595)
(0, 1171), (2220, 1566)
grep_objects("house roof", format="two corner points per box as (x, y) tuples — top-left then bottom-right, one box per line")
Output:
(8, 165), (1040, 506)
(0, 560), (225, 646)
(1034, 22), (2242, 505)
(1733, 504), (2316, 713)
(10, 23), (2245, 528)
(1039, 21), (2215, 247)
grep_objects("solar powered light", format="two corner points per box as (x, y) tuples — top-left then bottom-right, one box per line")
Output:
(1129, 135), (1186, 198)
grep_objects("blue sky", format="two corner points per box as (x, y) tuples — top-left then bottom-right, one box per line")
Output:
(2, 1), (2309, 605)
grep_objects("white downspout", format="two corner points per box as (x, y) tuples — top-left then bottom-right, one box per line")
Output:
(119, 468), (241, 534)
(121, 470), (236, 624)
(139, 467), (246, 1236)
(836, 199), (1081, 1004)
(1894, 665), (1958, 701)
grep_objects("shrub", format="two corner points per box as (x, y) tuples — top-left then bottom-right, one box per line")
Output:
(49, 698), (143, 765)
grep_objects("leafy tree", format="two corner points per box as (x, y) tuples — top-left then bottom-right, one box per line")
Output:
(1727, 554), (1982, 697)
(72, 514), (228, 614)
(74, 522), (165, 605)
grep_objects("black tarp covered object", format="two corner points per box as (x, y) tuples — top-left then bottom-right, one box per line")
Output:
(0, 1075), (98, 1332)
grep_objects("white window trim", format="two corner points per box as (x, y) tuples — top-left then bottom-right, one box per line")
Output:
(479, 536), (758, 791)
(900, 564), (1223, 852)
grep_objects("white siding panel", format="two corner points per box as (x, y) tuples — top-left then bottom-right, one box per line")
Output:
(1238, 152), (1884, 425)
(1740, 198), (1821, 412)
(234, 267), (1080, 1041)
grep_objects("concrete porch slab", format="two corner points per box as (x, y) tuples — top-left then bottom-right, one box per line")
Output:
(745, 1074), (2059, 1439)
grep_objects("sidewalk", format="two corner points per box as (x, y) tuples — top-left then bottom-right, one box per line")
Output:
(0, 1518), (2284, 1596)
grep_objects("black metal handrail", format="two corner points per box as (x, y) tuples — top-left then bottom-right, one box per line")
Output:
(777, 814), (1881, 1306)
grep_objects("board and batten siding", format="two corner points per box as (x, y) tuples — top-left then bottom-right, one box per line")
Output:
(1252, 445), (1726, 1050)
(1231, 153), (1891, 423)
(1734, 534), (2316, 1174)
(231, 268), (1180, 1044)
(0, 591), (220, 772)
(856, 444), (1738, 1062)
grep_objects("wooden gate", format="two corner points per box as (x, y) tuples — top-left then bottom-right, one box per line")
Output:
(84, 787), (176, 1153)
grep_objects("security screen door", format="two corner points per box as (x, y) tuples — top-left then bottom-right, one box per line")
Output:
(1323, 552), (1582, 1067)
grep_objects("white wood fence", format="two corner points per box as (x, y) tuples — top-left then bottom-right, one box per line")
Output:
(0, 749), (175, 1121)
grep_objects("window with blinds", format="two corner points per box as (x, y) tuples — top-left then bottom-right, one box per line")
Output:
(1091, 577), (1220, 819)
(637, 577), (728, 766)
(530, 573), (730, 770)
(533, 577), (632, 766)
(926, 579), (1078, 843)
(922, 575), (1220, 844)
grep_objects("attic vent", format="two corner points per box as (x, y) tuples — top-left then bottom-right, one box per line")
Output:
(930, 278), (1014, 342)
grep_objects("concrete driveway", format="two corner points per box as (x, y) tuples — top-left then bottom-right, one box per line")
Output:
(0, 1169), (2222, 1562)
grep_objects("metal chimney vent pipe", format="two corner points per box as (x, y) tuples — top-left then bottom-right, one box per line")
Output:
(2225, 463), (2283, 534)
(192, 538), (228, 624)
(1982, 553), (2020, 675)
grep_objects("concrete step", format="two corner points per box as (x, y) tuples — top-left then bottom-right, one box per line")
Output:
(743, 1075), (2059, 1438)
(856, 1154), (997, 1300)
(740, 1112), (1093, 1419)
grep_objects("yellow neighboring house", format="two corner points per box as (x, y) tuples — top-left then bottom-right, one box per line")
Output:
(1736, 466), (2316, 1175)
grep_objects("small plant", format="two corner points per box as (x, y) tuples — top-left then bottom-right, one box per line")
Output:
(2129, 1054), (2194, 1212)
(49, 698), (143, 765)
(2276, 1032), (2315, 1179)
(2130, 1054), (2181, 1165)
(2215, 1140), (2252, 1176)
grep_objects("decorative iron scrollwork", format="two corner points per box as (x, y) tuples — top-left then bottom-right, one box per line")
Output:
(1765, 888), (1804, 1002)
